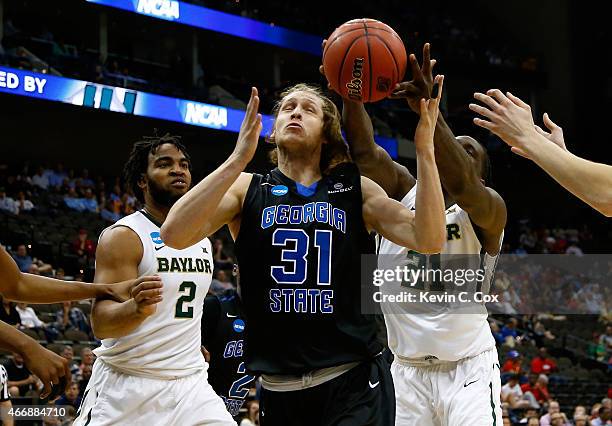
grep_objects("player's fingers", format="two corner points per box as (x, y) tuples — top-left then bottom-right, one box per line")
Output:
(318, 65), (325, 76)
(543, 112), (561, 133)
(141, 296), (163, 305)
(473, 92), (502, 112)
(419, 98), (428, 116)
(434, 75), (444, 102)
(40, 381), (52, 399)
(469, 103), (498, 121)
(511, 146), (530, 158)
(422, 43), (431, 74)
(409, 54), (423, 80)
(506, 91), (530, 110)
(430, 59), (437, 73)
(473, 117), (496, 131)
(486, 89), (511, 106)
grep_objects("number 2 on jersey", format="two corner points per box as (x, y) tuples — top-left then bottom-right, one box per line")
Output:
(175, 281), (196, 318)
(270, 229), (332, 285)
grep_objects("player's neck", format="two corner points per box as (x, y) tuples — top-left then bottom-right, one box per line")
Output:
(142, 201), (169, 225)
(277, 153), (321, 186)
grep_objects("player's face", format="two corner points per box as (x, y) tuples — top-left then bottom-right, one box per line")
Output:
(144, 143), (191, 207)
(274, 91), (326, 150)
(457, 136), (486, 181)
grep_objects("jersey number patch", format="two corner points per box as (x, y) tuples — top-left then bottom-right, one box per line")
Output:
(175, 281), (196, 318)
(270, 229), (332, 285)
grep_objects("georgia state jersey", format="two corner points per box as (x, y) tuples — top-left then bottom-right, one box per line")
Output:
(202, 290), (255, 418)
(94, 210), (213, 379)
(378, 184), (502, 361)
(234, 163), (381, 375)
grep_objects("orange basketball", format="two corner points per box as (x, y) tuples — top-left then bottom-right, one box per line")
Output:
(323, 18), (407, 103)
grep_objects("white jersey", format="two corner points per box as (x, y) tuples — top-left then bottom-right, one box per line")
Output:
(94, 211), (214, 379)
(378, 185), (502, 361)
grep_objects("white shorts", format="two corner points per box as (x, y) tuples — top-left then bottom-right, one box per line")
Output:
(73, 360), (234, 426)
(392, 348), (502, 426)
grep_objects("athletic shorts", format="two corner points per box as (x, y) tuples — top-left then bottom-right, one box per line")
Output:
(73, 360), (234, 426)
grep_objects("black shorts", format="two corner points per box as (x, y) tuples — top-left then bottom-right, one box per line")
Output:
(260, 351), (395, 426)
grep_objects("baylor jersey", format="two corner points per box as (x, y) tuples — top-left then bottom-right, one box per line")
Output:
(94, 210), (214, 379)
(379, 184), (502, 361)
(235, 163), (381, 375)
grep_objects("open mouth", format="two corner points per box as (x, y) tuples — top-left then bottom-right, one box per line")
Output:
(171, 179), (187, 188)
(286, 122), (303, 130)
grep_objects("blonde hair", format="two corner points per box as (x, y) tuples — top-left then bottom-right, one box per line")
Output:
(267, 83), (351, 174)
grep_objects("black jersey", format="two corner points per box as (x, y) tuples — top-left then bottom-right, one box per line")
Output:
(234, 162), (382, 375)
(202, 290), (255, 418)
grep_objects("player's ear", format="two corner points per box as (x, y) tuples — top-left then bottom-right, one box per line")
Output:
(137, 173), (147, 191)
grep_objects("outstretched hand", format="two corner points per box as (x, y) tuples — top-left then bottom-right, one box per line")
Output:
(414, 75), (444, 150)
(233, 87), (262, 165)
(389, 42), (437, 114)
(469, 89), (565, 159)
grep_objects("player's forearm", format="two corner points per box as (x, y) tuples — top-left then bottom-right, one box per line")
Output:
(0, 320), (39, 357)
(342, 100), (378, 160)
(526, 136), (612, 216)
(1, 246), (114, 302)
(162, 156), (245, 248)
(433, 115), (480, 196)
(91, 299), (148, 339)
(414, 146), (446, 253)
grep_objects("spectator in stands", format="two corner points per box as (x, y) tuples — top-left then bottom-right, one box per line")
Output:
(47, 163), (67, 190)
(549, 412), (570, 426)
(31, 166), (49, 190)
(502, 416), (512, 426)
(15, 302), (59, 341)
(54, 268), (65, 280)
(16, 191), (34, 213)
(82, 188), (99, 213)
(79, 169), (95, 189)
(0, 187), (18, 215)
(79, 363), (92, 395)
(531, 347), (557, 374)
(213, 238), (234, 268)
(519, 408), (539, 424)
(12, 244), (52, 274)
(573, 414), (589, 426)
(79, 347), (95, 376)
(55, 382), (81, 409)
(540, 401), (570, 426)
(0, 364), (13, 426)
(592, 406), (612, 426)
(4, 352), (37, 397)
(526, 417), (540, 426)
(72, 229), (96, 264)
(240, 400), (259, 426)
(55, 301), (92, 338)
(60, 345), (81, 380)
(100, 199), (121, 222)
(502, 317), (520, 346)
(490, 320), (505, 345)
(501, 373), (534, 409)
(64, 187), (85, 212)
(589, 332), (608, 362)
(0, 295), (21, 326)
(209, 269), (234, 295)
(502, 350), (524, 374)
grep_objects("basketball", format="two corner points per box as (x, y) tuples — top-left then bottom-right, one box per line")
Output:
(322, 18), (407, 103)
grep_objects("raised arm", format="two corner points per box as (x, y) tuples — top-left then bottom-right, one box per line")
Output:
(91, 227), (163, 339)
(161, 87), (262, 248)
(362, 78), (446, 254)
(0, 246), (158, 303)
(391, 43), (506, 253)
(470, 89), (612, 217)
(342, 100), (415, 200)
